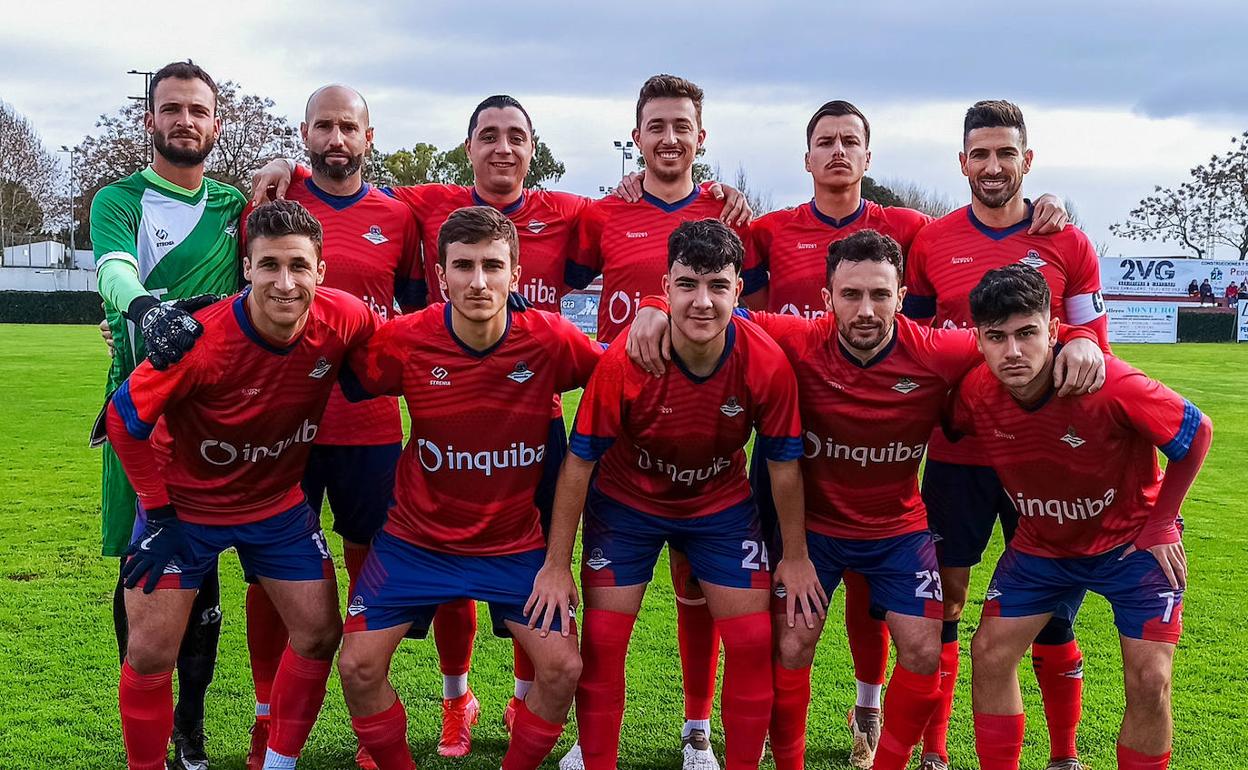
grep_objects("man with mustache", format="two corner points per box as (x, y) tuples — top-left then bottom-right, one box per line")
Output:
(90, 59), (246, 770)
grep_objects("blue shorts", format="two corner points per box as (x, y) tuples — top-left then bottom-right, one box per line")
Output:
(344, 530), (556, 638)
(130, 501), (334, 590)
(984, 545), (1182, 644)
(302, 443), (401, 545)
(922, 460), (1019, 568)
(774, 531), (944, 620)
(535, 418), (568, 534)
(580, 487), (771, 591)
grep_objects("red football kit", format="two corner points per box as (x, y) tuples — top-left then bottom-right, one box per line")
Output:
(948, 355), (1203, 559)
(749, 200), (930, 317)
(346, 305), (602, 556)
(568, 186), (758, 344)
(106, 288), (379, 524)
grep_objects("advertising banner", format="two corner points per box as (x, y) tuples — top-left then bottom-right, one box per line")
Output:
(561, 290), (600, 335)
(1100, 257), (1248, 297)
(1106, 301), (1179, 344)
(1239, 299), (1248, 342)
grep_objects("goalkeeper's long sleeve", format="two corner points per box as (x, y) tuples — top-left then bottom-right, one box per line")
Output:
(97, 258), (152, 315)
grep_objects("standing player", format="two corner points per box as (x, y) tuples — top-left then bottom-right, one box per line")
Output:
(335, 206), (602, 770)
(950, 265), (1210, 770)
(105, 201), (379, 770)
(241, 85), (422, 769)
(537, 220), (820, 770)
(91, 59), (245, 770)
(902, 100), (1109, 770)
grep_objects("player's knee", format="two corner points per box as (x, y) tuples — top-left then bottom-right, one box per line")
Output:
(1124, 660), (1172, 712)
(291, 622), (342, 661)
(534, 649), (582, 703)
(126, 639), (178, 676)
(338, 647), (386, 694)
(774, 629), (816, 670)
(970, 630), (1014, 676)
(896, 634), (941, 676)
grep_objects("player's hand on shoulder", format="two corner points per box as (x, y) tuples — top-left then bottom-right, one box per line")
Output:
(122, 506), (188, 594)
(612, 171), (645, 203)
(1053, 337), (1105, 397)
(625, 306), (672, 377)
(249, 157), (295, 208)
(711, 181), (753, 227)
(508, 291), (532, 312)
(524, 563), (579, 638)
(127, 294), (216, 370)
(1029, 193), (1069, 234)
(774, 555), (829, 630)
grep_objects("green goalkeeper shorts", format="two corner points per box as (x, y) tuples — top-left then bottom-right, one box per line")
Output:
(101, 443), (138, 557)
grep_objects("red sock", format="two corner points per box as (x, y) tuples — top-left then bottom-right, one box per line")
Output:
(343, 544), (368, 589)
(433, 598), (476, 677)
(1117, 743), (1171, 770)
(974, 712), (1025, 770)
(577, 609), (636, 770)
(513, 640), (536, 683)
(922, 637), (959, 761)
(873, 663), (942, 770)
(268, 645), (333, 757)
(119, 662), (173, 770)
(675, 598), (719, 721)
(1033, 640), (1083, 760)
(843, 570), (889, 686)
(717, 612), (773, 770)
(245, 582), (288, 716)
(502, 698), (566, 770)
(769, 663), (811, 770)
(351, 698), (415, 770)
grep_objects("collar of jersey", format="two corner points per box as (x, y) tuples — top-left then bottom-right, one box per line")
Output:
(472, 188), (525, 215)
(141, 166), (204, 202)
(670, 320), (736, 384)
(233, 289), (301, 355)
(443, 302), (513, 358)
(809, 198), (865, 229)
(305, 178), (370, 210)
(836, 324), (898, 369)
(641, 186), (700, 213)
(967, 200), (1034, 241)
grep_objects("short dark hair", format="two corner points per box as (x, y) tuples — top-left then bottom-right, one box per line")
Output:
(246, 200), (323, 259)
(437, 206), (519, 267)
(969, 264), (1051, 327)
(667, 219), (742, 276)
(963, 99), (1027, 148)
(636, 74), (704, 128)
(467, 95), (533, 141)
(825, 229), (902, 286)
(149, 60), (219, 113)
(806, 100), (870, 148)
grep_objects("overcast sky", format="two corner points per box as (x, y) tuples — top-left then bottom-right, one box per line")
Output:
(4, 0), (1246, 257)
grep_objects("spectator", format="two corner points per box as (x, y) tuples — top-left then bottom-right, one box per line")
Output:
(1199, 278), (1215, 306)
(1227, 282), (1240, 307)
(1188, 279), (1200, 297)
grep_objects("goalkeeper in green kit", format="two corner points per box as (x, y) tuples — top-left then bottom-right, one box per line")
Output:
(92, 60), (245, 770)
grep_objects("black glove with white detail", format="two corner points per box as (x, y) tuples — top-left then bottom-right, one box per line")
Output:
(125, 294), (218, 370)
(507, 290), (532, 312)
(122, 505), (188, 594)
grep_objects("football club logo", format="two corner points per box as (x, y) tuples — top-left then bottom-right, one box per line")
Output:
(526, 219), (547, 234)
(362, 225), (389, 245)
(308, 357), (332, 379)
(720, 396), (744, 417)
(1020, 249), (1047, 269)
(507, 361), (535, 383)
(892, 377), (919, 394)
(585, 548), (612, 571)
(224, 222), (239, 238)
(985, 587), (1003, 602)
(347, 596), (367, 617)
(1060, 425), (1086, 448)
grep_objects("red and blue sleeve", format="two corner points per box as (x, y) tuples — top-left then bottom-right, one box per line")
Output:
(566, 201), (607, 290)
(751, 344), (803, 462)
(1060, 229), (1110, 350)
(395, 207), (426, 312)
(568, 350), (627, 462)
(105, 358), (198, 510)
(737, 220), (767, 297)
(901, 228), (937, 321)
(1106, 366), (1204, 462)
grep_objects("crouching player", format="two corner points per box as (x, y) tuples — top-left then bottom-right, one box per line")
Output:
(953, 265), (1212, 770)
(533, 219), (821, 770)
(105, 200), (381, 770)
(335, 206), (603, 770)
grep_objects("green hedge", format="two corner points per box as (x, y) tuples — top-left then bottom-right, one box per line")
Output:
(1177, 308), (1236, 342)
(0, 291), (104, 324)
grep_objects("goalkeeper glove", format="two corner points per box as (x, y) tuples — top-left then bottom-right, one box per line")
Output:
(125, 294), (218, 370)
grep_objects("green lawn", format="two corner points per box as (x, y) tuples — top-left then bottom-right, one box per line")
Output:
(0, 325), (1244, 769)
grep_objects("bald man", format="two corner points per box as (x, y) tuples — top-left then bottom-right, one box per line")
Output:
(242, 84), (423, 770)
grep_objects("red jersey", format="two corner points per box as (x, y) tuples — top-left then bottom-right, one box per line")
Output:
(107, 288), (379, 525)
(904, 204), (1109, 465)
(248, 179), (422, 446)
(568, 186), (757, 343)
(948, 355), (1203, 558)
(570, 318), (802, 518)
(347, 305), (602, 556)
(750, 200), (930, 317)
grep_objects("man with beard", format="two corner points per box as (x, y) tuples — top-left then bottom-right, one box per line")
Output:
(91, 59), (245, 770)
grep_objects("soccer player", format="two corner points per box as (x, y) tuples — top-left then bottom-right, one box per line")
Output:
(240, 84), (422, 769)
(949, 264), (1211, 770)
(625, 230), (1106, 770)
(902, 100), (1109, 770)
(91, 59), (245, 770)
(537, 219), (818, 770)
(105, 200), (380, 770)
(335, 206), (602, 770)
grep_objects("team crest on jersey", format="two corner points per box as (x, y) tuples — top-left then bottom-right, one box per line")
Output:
(308, 357), (332, 379)
(526, 219), (547, 234)
(720, 396), (744, 417)
(507, 361), (535, 383)
(347, 596), (367, 617)
(892, 377), (919, 394)
(1060, 425), (1086, 448)
(362, 225), (389, 245)
(585, 548), (612, 571)
(1020, 250), (1047, 269)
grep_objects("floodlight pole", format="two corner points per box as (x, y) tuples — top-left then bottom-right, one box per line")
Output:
(58, 146), (76, 267)
(612, 140), (635, 179)
(128, 69), (155, 164)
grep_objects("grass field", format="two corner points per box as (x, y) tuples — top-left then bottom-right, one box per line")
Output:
(0, 324), (1245, 770)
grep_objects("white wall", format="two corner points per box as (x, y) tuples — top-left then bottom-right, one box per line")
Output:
(0, 267), (97, 292)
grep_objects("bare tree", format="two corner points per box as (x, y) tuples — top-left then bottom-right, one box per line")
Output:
(720, 163), (774, 215)
(0, 101), (62, 249)
(880, 176), (957, 218)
